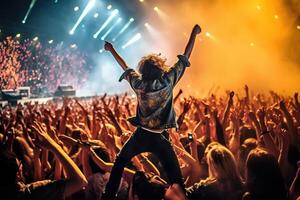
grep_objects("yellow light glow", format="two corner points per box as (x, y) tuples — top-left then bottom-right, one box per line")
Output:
(274, 15), (279, 19)
(297, 25), (300, 30)
(139, 0), (144, 2)
(16, 33), (21, 38)
(256, 5), (261, 10)
(205, 32), (211, 37)
(154, 6), (159, 11)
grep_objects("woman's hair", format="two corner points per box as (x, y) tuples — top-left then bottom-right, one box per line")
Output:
(206, 145), (243, 188)
(245, 148), (287, 200)
(137, 54), (169, 81)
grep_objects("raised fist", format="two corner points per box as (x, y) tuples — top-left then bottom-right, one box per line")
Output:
(104, 41), (113, 51)
(192, 24), (201, 35)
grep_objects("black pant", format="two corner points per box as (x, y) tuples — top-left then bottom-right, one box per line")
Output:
(101, 128), (184, 200)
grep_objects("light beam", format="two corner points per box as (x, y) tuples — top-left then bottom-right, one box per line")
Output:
(122, 33), (142, 49)
(93, 9), (119, 39)
(69, 0), (95, 35)
(22, 0), (38, 24)
(101, 17), (122, 40)
(112, 18), (134, 42)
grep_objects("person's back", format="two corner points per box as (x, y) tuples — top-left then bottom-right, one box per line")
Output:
(121, 54), (190, 130)
(102, 24), (201, 200)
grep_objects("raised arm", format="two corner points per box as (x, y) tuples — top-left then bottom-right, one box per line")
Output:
(183, 24), (201, 59)
(104, 41), (128, 71)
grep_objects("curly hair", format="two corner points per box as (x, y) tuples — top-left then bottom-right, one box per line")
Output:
(137, 54), (169, 81)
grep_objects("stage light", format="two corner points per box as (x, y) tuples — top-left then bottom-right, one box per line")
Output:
(256, 5), (261, 10)
(69, 0), (95, 35)
(94, 9), (119, 39)
(54, 0), (58, 3)
(274, 15), (279, 19)
(250, 42), (255, 47)
(205, 32), (216, 40)
(70, 44), (77, 48)
(154, 6), (159, 11)
(22, 0), (38, 24)
(33, 36), (39, 41)
(99, 49), (104, 53)
(74, 6), (79, 11)
(139, 0), (144, 2)
(94, 13), (99, 18)
(297, 25), (300, 30)
(112, 18), (134, 42)
(144, 23), (149, 27)
(122, 33), (142, 49)
(107, 5), (112, 10)
(48, 40), (53, 44)
(16, 33), (21, 38)
(101, 17), (122, 40)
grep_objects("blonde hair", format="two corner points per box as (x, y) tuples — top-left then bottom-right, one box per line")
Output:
(206, 145), (242, 186)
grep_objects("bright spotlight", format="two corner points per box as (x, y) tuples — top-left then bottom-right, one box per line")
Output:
(22, 0), (38, 24)
(297, 25), (300, 30)
(16, 33), (21, 38)
(70, 44), (77, 48)
(256, 5), (261, 10)
(205, 32), (211, 37)
(154, 6), (159, 11)
(107, 5), (112, 10)
(122, 33), (142, 49)
(144, 23), (149, 27)
(99, 49), (104, 53)
(94, 13), (99, 18)
(69, 0), (95, 35)
(250, 42), (255, 47)
(74, 6), (79, 11)
(139, 0), (144, 2)
(274, 15), (279, 19)
(101, 17), (122, 40)
(94, 9), (119, 39)
(112, 18), (134, 42)
(33, 36), (39, 41)
(48, 40), (53, 44)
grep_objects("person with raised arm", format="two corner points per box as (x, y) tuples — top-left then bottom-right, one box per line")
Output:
(101, 24), (201, 200)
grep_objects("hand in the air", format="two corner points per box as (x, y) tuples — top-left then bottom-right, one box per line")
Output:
(104, 41), (113, 51)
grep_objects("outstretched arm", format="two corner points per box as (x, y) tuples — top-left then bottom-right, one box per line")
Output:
(183, 24), (201, 59)
(104, 41), (128, 71)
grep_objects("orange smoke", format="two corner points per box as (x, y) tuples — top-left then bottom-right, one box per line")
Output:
(144, 0), (300, 96)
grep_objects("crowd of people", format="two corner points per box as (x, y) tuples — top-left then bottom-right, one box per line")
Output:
(0, 36), (92, 93)
(0, 87), (299, 200)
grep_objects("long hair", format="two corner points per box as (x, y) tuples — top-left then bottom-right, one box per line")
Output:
(206, 145), (243, 188)
(245, 148), (287, 200)
(137, 54), (169, 81)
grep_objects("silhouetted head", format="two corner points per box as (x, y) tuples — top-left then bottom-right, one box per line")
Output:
(0, 149), (18, 186)
(130, 171), (167, 200)
(137, 54), (169, 81)
(245, 148), (287, 200)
